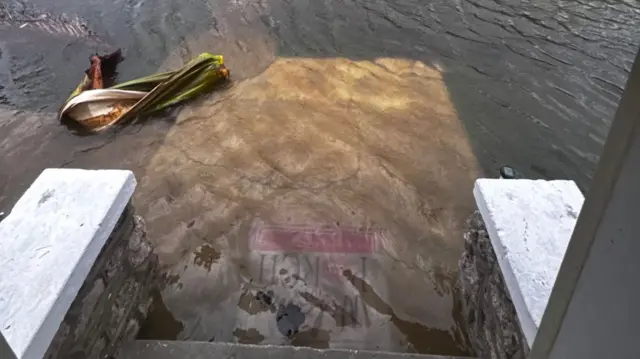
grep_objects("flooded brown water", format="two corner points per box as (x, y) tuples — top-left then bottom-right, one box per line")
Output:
(1, 0), (639, 355)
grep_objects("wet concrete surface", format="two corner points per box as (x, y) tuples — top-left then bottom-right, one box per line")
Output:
(1, 0), (639, 356)
(130, 56), (478, 354)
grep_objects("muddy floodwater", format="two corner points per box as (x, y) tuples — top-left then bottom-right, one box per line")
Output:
(1, 0), (639, 355)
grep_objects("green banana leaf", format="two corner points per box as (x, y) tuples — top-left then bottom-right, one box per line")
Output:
(60, 53), (229, 132)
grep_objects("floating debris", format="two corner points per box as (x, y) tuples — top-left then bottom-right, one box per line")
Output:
(58, 51), (230, 133)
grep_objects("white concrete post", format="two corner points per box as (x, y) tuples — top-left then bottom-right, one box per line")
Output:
(529, 49), (640, 359)
(0, 169), (136, 359)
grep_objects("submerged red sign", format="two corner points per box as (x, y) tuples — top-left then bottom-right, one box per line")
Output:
(250, 225), (376, 254)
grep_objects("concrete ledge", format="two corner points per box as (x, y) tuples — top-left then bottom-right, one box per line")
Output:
(118, 340), (477, 359)
(0, 169), (136, 359)
(472, 179), (583, 346)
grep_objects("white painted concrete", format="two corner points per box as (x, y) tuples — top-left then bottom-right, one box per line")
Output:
(529, 51), (640, 358)
(473, 179), (583, 347)
(0, 169), (136, 359)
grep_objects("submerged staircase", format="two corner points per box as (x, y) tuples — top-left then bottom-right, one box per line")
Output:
(0, 170), (479, 359)
(117, 341), (477, 359)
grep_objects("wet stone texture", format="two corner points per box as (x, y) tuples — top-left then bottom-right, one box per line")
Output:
(459, 211), (528, 359)
(135, 57), (478, 355)
(43, 204), (159, 359)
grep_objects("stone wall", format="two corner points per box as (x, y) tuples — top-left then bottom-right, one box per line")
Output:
(459, 211), (528, 359)
(43, 204), (158, 359)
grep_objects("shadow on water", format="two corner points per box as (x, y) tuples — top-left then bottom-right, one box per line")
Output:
(137, 289), (185, 340)
(0, 0), (210, 209)
(0, 0), (270, 209)
(1, 0), (639, 356)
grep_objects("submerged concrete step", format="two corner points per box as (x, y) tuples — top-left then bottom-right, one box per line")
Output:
(117, 341), (477, 359)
